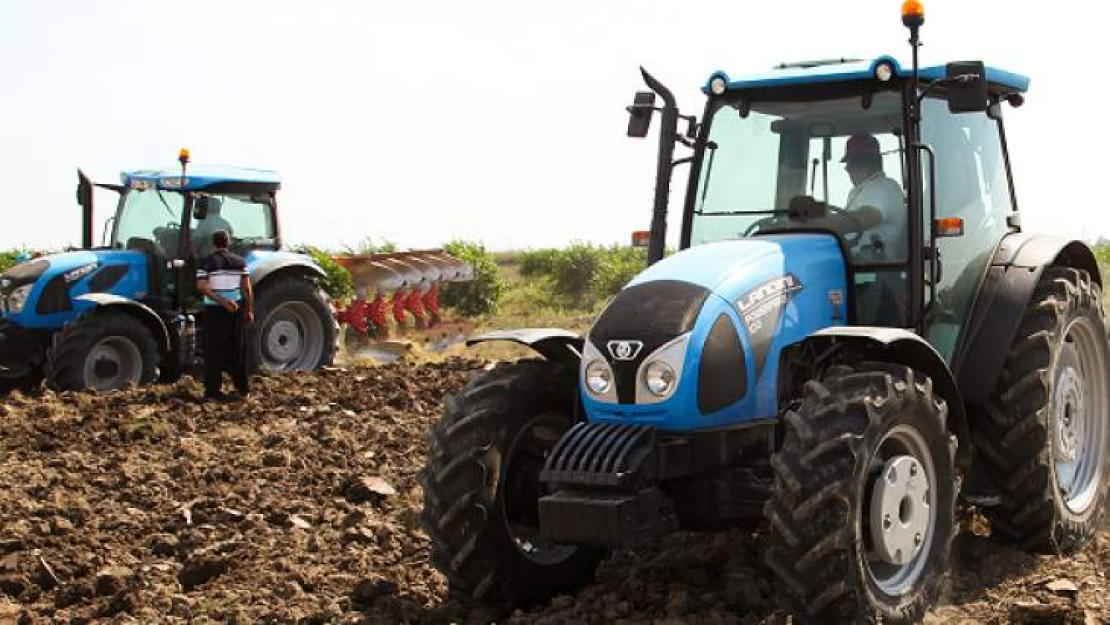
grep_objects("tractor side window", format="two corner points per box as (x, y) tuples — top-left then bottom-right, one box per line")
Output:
(920, 97), (1013, 361)
(192, 195), (275, 256)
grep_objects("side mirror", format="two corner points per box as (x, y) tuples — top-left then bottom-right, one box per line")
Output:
(192, 195), (210, 221)
(626, 91), (656, 138)
(945, 61), (989, 113)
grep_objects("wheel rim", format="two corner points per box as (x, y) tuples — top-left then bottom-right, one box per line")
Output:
(500, 413), (578, 565)
(864, 424), (937, 596)
(1052, 316), (1107, 515)
(260, 302), (324, 371)
(84, 336), (142, 390)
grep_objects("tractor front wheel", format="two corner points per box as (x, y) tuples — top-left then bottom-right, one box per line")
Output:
(0, 319), (44, 393)
(972, 266), (1110, 551)
(763, 362), (958, 624)
(417, 359), (605, 614)
(44, 311), (159, 391)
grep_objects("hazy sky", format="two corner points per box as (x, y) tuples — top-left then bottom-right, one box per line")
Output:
(1, 0), (1105, 252)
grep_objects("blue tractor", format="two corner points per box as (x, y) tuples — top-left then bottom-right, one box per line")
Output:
(0, 150), (337, 392)
(418, 4), (1110, 623)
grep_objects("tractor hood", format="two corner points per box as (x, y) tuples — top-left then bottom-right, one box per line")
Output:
(581, 233), (849, 431)
(1, 250), (149, 328)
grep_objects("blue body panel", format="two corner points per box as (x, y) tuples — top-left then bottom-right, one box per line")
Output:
(121, 164), (281, 191)
(582, 234), (848, 431)
(704, 55), (1029, 94)
(3, 250), (150, 329)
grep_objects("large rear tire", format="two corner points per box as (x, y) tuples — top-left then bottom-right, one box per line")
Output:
(44, 311), (159, 392)
(417, 359), (605, 614)
(247, 275), (337, 375)
(763, 362), (958, 624)
(972, 266), (1110, 552)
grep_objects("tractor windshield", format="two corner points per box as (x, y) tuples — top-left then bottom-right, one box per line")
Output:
(112, 188), (186, 256)
(689, 90), (908, 264)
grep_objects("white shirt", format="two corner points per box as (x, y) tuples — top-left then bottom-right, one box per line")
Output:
(845, 171), (906, 260)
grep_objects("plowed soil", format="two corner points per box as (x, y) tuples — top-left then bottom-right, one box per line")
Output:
(1, 360), (1107, 624)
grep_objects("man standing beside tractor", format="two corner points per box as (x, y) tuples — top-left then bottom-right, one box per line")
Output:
(195, 229), (254, 401)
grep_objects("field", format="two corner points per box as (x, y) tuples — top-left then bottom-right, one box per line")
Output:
(0, 357), (1107, 624)
(2, 250), (1110, 623)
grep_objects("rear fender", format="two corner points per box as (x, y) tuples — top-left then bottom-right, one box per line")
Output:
(73, 294), (171, 353)
(249, 253), (325, 286)
(801, 326), (970, 471)
(955, 233), (1101, 403)
(466, 328), (583, 369)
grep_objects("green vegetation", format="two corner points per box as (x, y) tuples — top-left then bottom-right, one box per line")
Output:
(439, 240), (507, 317)
(0, 248), (34, 275)
(516, 241), (647, 309)
(291, 245), (355, 304)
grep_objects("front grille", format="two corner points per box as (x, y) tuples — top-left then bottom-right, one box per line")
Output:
(539, 422), (657, 490)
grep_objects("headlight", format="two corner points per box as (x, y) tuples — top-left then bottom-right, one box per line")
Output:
(585, 359), (613, 395)
(644, 361), (677, 397)
(875, 61), (894, 82)
(710, 76), (727, 95)
(6, 284), (32, 314)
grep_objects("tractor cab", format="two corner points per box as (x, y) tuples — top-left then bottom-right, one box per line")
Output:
(670, 56), (1027, 361)
(630, 52), (1025, 366)
(81, 155), (282, 312)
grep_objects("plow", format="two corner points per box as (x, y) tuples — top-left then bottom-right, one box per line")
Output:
(331, 250), (475, 360)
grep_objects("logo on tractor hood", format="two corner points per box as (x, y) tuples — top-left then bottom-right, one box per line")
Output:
(736, 274), (803, 380)
(607, 340), (644, 361)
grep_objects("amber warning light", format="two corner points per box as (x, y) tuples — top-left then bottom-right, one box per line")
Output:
(935, 217), (964, 238)
(902, 0), (924, 27)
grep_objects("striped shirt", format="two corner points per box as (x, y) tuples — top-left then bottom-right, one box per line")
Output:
(196, 250), (247, 306)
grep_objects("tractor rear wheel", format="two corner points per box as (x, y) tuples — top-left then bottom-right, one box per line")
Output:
(45, 310), (159, 391)
(763, 362), (958, 624)
(247, 275), (337, 375)
(972, 266), (1110, 552)
(417, 359), (605, 614)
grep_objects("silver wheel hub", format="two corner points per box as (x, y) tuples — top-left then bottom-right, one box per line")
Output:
(1053, 318), (1108, 515)
(870, 455), (931, 566)
(84, 337), (141, 390)
(266, 319), (302, 362)
(1054, 363), (1084, 463)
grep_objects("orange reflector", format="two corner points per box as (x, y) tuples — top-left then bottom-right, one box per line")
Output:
(935, 217), (964, 237)
(901, 0), (924, 19)
(631, 230), (650, 247)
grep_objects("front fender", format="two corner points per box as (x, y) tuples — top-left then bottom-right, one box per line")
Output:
(466, 328), (582, 369)
(73, 293), (171, 352)
(805, 326), (970, 471)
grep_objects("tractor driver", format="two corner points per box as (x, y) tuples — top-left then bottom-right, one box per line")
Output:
(838, 133), (907, 261)
(193, 196), (234, 256)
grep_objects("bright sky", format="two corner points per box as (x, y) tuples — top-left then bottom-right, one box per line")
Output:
(1, 0), (1105, 253)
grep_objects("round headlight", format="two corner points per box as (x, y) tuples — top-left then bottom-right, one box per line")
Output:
(710, 76), (727, 95)
(644, 361), (676, 397)
(585, 360), (613, 395)
(6, 284), (33, 314)
(875, 62), (894, 82)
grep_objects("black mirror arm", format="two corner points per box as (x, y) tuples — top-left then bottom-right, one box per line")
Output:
(914, 74), (983, 106)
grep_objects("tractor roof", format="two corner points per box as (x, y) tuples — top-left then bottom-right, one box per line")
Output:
(120, 164), (281, 192)
(704, 55), (1029, 96)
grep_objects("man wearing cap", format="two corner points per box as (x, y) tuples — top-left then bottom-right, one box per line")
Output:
(840, 133), (907, 260)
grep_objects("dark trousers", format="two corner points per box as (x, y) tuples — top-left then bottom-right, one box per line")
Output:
(202, 305), (249, 396)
